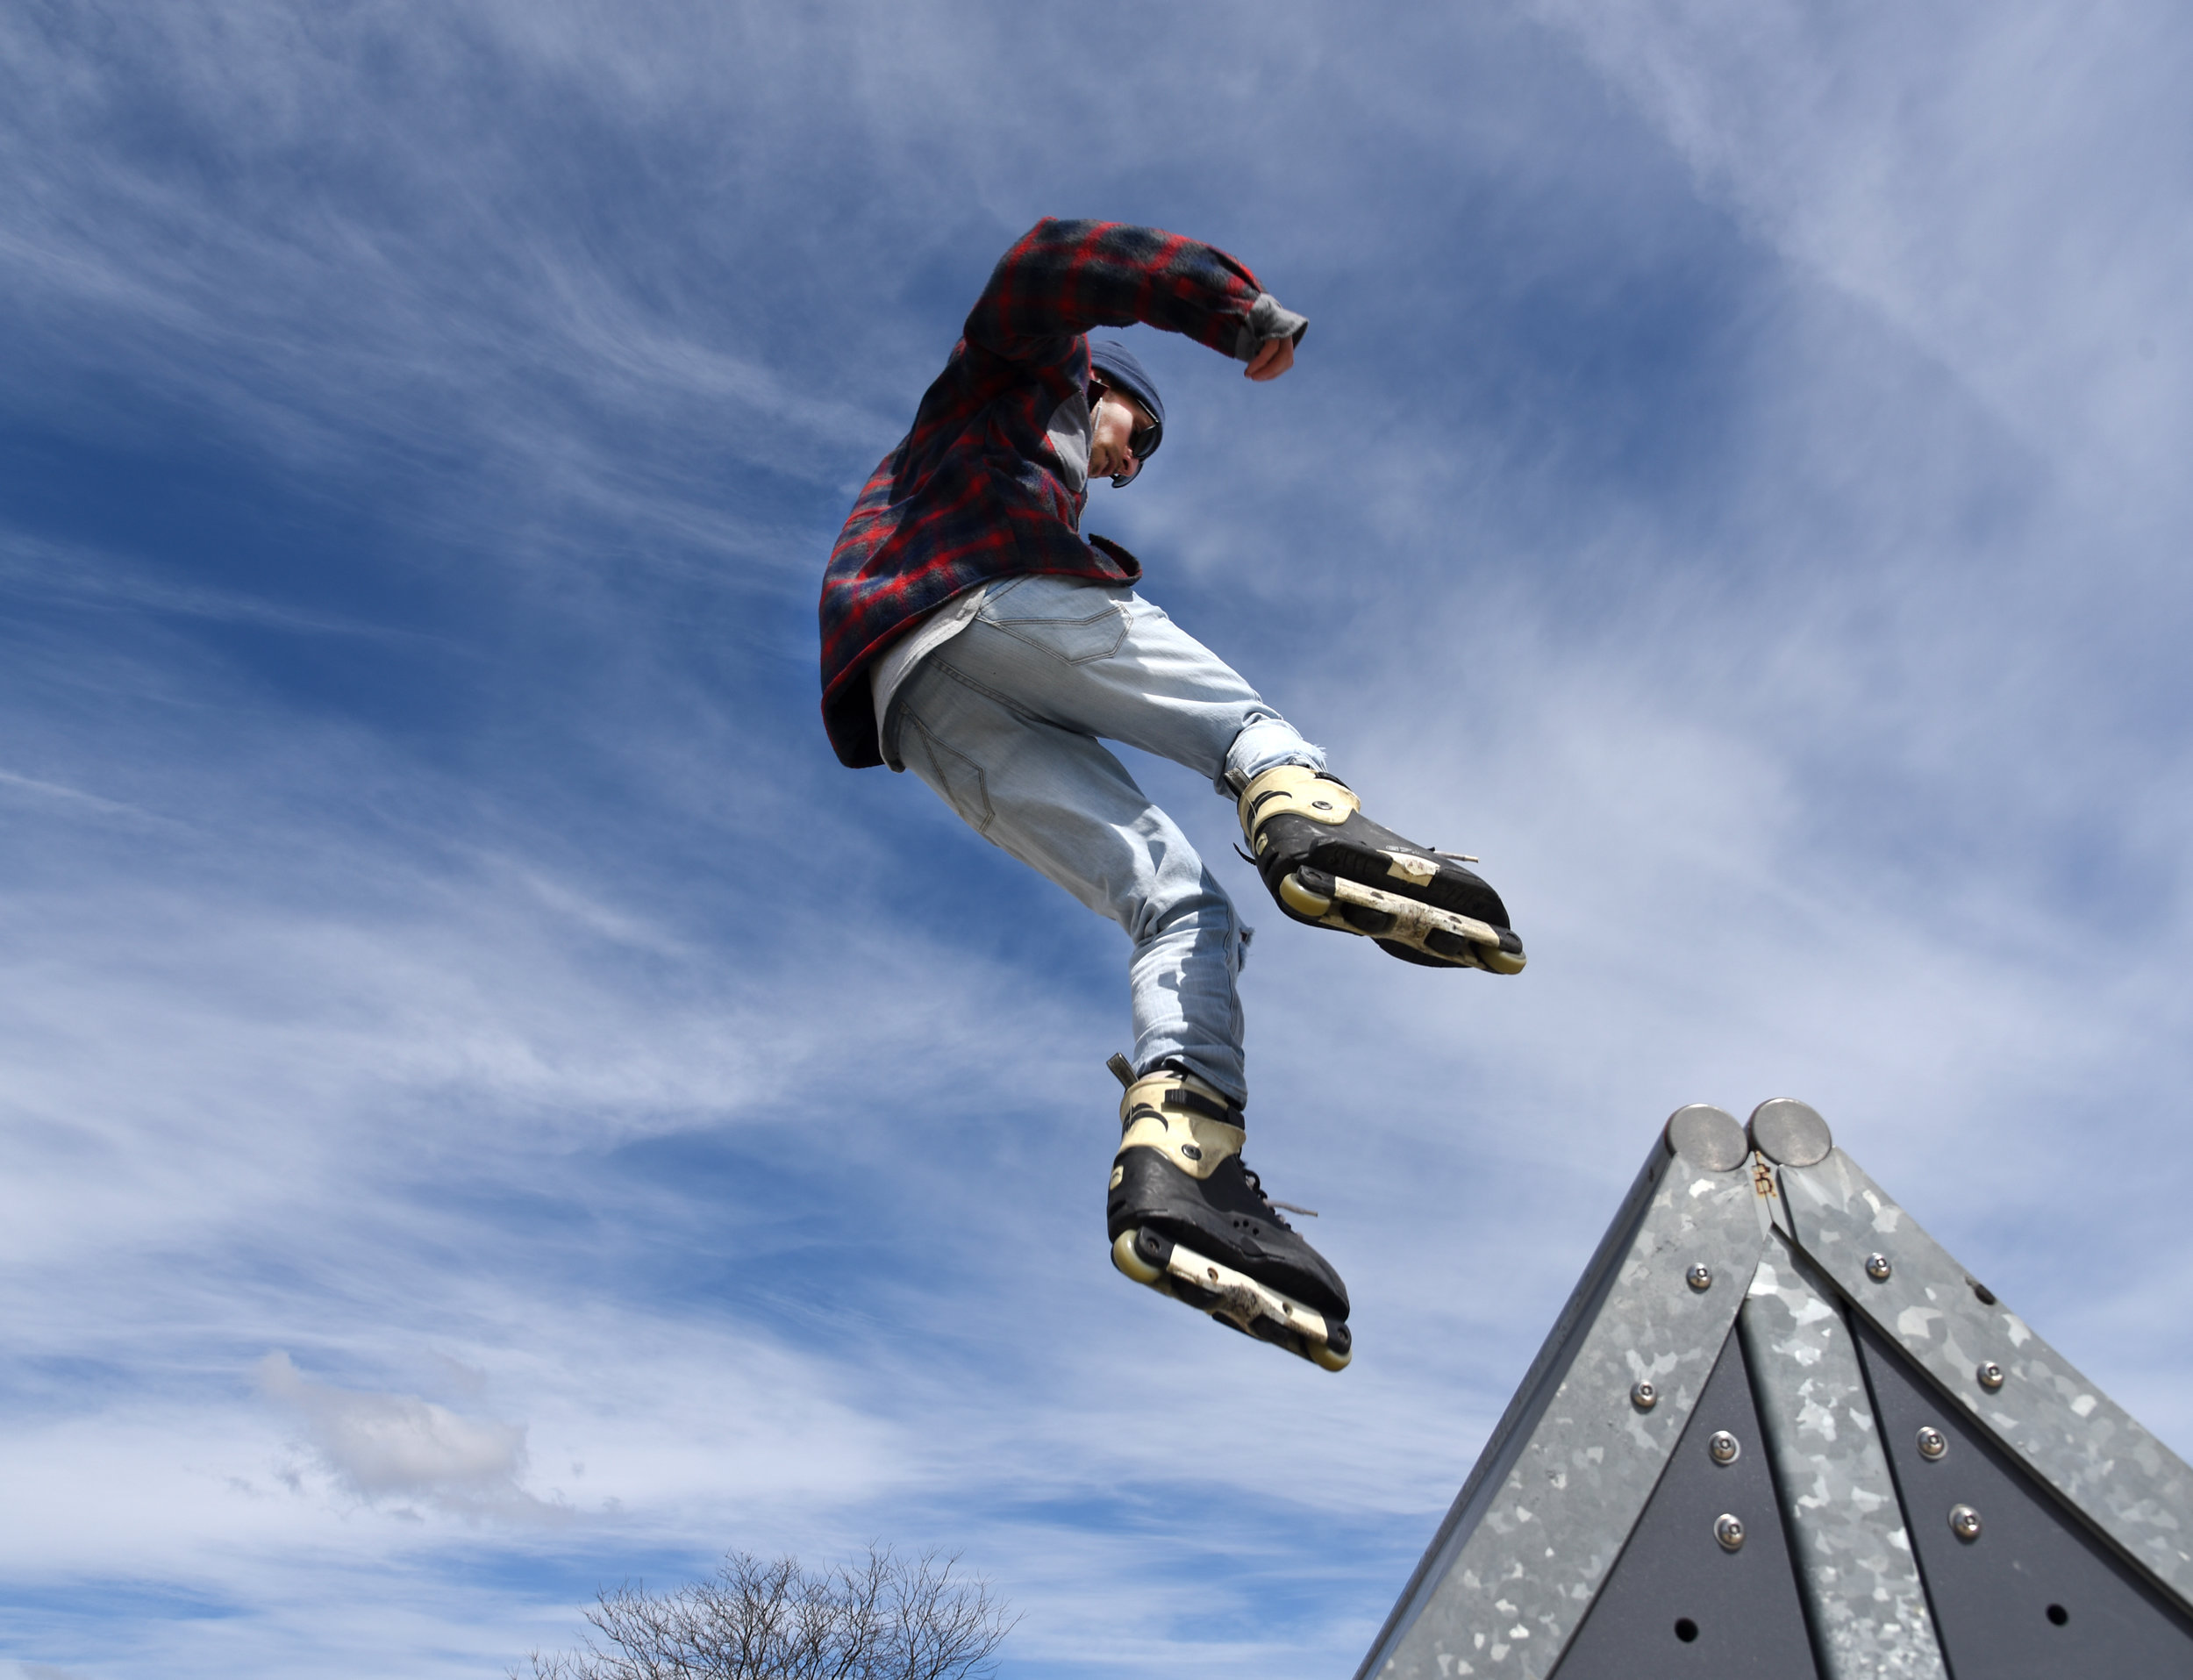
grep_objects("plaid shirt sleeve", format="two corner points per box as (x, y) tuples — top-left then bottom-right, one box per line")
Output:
(962, 218), (1268, 375)
(818, 220), (1282, 769)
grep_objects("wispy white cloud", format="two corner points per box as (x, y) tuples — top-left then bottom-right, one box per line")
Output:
(0, 768), (157, 823)
(3, 3), (2190, 1678)
(256, 1351), (555, 1520)
(1524, 0), (2193, 505)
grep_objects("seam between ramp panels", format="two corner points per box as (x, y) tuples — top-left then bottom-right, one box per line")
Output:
(1737, 1234), (1947, 1680)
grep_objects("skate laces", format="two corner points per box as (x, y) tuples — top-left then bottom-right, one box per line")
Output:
(1240, 1166), (1319, 1227)
(1239, 1167), (1287, 1228)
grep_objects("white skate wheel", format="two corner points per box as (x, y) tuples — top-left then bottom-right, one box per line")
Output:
(1111, 1229), (1165, 1285)
(1278, 872), (1335, 918)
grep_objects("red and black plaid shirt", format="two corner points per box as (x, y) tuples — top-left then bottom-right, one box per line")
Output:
(818, 218), (1270, 768)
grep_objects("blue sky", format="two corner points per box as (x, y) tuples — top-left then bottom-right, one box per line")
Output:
(4, 3), (2191, 1676)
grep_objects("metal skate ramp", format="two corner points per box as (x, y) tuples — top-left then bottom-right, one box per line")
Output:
(1354, 1101), (2193, 1680)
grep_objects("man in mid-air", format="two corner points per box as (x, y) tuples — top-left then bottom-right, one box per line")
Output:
(819, 219), (1524, 1369)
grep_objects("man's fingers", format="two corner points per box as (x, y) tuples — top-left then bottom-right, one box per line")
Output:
(1245, 337), (1297, 382)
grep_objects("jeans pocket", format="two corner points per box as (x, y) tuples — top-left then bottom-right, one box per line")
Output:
(902, 711), (995, 835)
(979, 578), (1131, 664)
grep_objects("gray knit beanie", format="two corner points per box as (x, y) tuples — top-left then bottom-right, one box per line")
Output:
(1088, 340), (1164, 475)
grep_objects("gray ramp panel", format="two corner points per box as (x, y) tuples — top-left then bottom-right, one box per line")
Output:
(1358, 1100), (2193, 1680)
(1361, 1119), (1765, 1680)
(1551, 1322), (1819, 1680)
(1738, 1235), (1945, 1680)
(1853, 1316), (2193, 1677)
(1354, 1143), (1675, 1680)
(1780, 1147), (2193, 1606)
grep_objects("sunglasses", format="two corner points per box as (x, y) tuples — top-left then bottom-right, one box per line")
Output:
(1091, 377), (1161, 482)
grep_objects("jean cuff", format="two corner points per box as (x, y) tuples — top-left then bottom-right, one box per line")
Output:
(1219, 715), (1326, 795)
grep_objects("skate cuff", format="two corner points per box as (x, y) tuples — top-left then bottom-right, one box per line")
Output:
(1117, 1070), (1247, 1170)
(1232, 294), (1310, 362)
(1235, 762), (1361, 847)
(1115, 1101), (1247, 1181)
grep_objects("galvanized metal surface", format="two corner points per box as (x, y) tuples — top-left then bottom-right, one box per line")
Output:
(1354, 1146), (1671, 1680)
(1854, 1317), (2193, 1677)
(1356, 1114), (1747, 1680)
(1549, 1326), (1819, 1679)
(1736, 1234), (1946, 1680)
(1363, 1138), (1766, 1680)
(1358, 1105), (2193, 1680)
(1780, 1147), (2193, 1606)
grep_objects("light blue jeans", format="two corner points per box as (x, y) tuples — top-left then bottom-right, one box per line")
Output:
(886, 575), (1324, 1106)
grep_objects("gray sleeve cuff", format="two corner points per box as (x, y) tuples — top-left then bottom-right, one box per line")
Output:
(1232, 292), (1310, 361)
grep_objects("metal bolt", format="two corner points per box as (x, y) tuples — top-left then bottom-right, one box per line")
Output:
(1950, 1504), (1982, 1542)
(1631, 1380), (1659, 1411)
(1917, 1426), (1947, 1461)
(1686, 1262), (1714, 1292)
(1977, 1361), (2006, 1391)
(1865, 1252), (1893, 1282)
(1708, 1431), (1740, 1465)
(1714, 1513), (1746, 1552)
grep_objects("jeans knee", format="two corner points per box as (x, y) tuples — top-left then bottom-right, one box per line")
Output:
(1133, 872), (1241, 961)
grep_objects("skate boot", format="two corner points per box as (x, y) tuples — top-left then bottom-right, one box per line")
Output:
(1104, 1057), (1351, 1371)
(1235, 764), (1525, 974)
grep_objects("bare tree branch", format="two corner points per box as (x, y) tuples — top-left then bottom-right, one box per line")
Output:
(512, 1547), (1016, 1680)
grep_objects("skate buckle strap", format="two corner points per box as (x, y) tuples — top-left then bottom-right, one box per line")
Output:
(1109, 1062), (1243, 1126)
(1235, 763), (1360, 852)
(1161, 1084), (1239, 1125)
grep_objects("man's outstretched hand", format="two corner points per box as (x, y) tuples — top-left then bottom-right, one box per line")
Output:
(1246, 336), (1296, 382)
